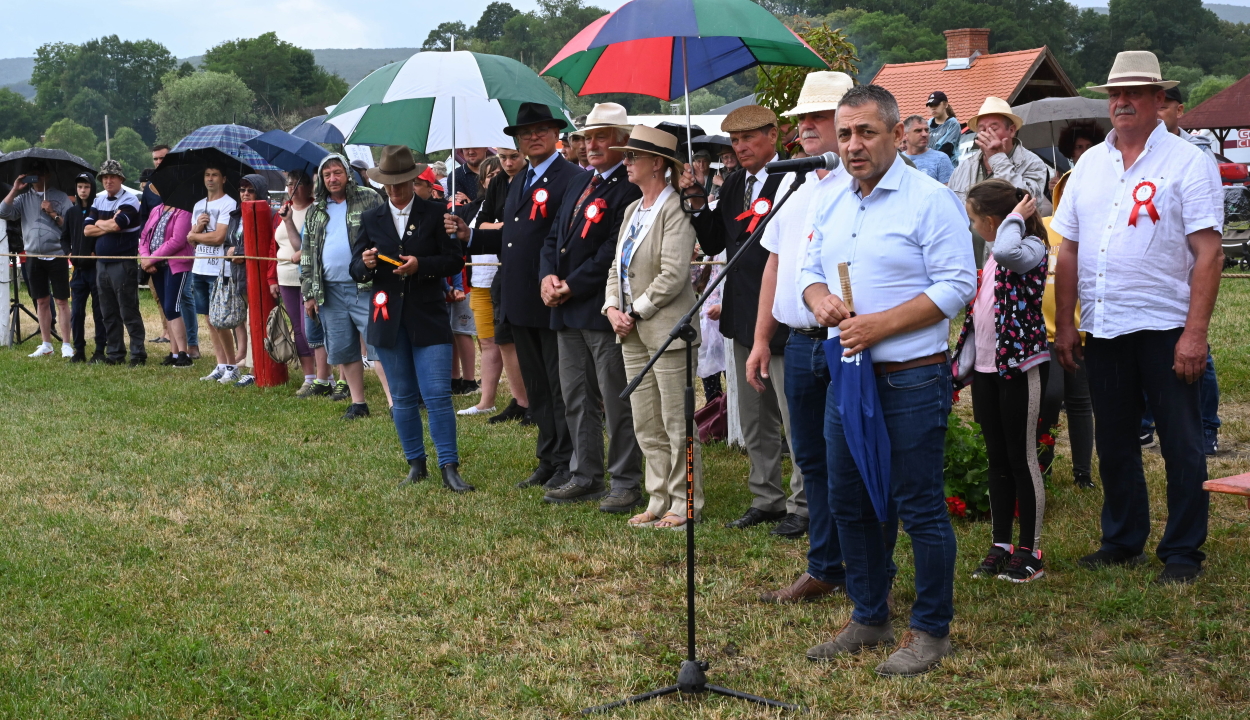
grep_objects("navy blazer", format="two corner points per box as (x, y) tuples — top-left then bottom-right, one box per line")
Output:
(471, 154), (583, 329)
(539, 165), (641, 332)
(350, 197), (465, 349)
(690, 166), (790, 355)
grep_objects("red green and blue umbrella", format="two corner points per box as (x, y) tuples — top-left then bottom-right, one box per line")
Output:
(541, 0), (827, 101)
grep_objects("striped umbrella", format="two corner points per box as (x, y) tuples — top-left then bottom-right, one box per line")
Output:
(172, 124), (282, 172)
(324, 50), (573, 152)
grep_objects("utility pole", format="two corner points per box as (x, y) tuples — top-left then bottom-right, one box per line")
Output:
(104, 115), (111, 160)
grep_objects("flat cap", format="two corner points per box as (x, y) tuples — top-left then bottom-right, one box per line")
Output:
(721, 105), (778, 133)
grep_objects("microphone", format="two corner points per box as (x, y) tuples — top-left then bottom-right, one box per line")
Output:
(764, 151), (840, 175)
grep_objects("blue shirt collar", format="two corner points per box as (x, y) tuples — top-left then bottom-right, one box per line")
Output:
(850, 153), (905, 197)
(528, 152), (560, 181)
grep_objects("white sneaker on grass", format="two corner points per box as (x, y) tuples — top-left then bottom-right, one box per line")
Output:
(457, 405), (496, 416)
(28, 342), (53, 358)
(218, 367), (241, 384)
(61, 342), (74, 358)
(200, 367), (225, 382)
(234, 374), (256, 387)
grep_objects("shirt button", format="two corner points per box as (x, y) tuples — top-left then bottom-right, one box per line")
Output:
(851, 233), (856, 237)
(507, 243), (513, 247)
(560, 248), (566, 253)
(514, 217), (519, 221)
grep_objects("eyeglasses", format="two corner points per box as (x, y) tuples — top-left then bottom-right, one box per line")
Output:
(622, 150), (655, 164)
(516, 126), (555, 140)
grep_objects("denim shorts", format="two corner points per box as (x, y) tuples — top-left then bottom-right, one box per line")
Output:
(319, 281), (377, 365)
(190, 273), (218, 316)
(304, 307), (325, 349)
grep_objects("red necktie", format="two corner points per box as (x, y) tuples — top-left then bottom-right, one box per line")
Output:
(569, 174), (602, 230)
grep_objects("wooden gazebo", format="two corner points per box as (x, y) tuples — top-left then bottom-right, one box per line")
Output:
(1180, 73), (1250, 148)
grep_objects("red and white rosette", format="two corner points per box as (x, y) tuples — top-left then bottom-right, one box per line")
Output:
(1127, 181), (1160, 227)
(529, 187), (550, 220)
(581, 198), (608, 238)
(735, 196), (772, 233)
(372, 290), (390, 322)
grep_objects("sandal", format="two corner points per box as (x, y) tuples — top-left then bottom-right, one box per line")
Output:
(655, 513), (687, 530)
(628, 511), (660, 528)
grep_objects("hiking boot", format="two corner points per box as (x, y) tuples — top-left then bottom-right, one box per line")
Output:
(999, 548), (1045, 583)
(806, 620), (895, 661)
(1155, 562), (1203, 585)
(971, 545), (1012, 579)
(543, 478), (608, 504)
(759, 573), (843, 604)
(329, 380), (351, 401)
(599, 487), (644, 513)
(875, 630), (954, 677)
(1078, 549), (1147, 569)
(544, 467), (572, 490)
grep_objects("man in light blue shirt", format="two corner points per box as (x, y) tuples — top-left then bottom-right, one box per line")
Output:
(902, 115), (954, 184)
(799, 85), (975, 677)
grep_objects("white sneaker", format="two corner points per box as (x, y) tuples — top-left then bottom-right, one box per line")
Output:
(234, 374), (256, 387)
(457, 405), (496, 416)
(200, 367), (225, 382)
(361, 355), (374, 370)
(61, 343), (74, 358)
(218, 367), (241, 384)
(28, 342), (53, 358)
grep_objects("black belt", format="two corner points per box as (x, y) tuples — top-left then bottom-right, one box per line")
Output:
(793, 327), (825, 340)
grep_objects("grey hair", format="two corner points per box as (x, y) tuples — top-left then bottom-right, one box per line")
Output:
(838, 85), (901, 130)
(903, 115), (927, 130)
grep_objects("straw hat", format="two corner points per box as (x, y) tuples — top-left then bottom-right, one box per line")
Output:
(1088, 51), (1178, 92)
(783, 72), (854, 117)
(367, 145), (425, 185)
(611, 125), (683, 168)
(967, 96), (1024, 132)
(721, 105), (778, 133)
(572, 103), (633, 138)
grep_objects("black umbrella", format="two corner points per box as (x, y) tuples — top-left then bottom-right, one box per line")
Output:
(689, 134), (731, 157)
(147, 147), (252, 213)
(0, 147), (96, 194)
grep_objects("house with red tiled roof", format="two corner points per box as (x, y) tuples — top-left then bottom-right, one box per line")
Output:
(870, 29), (1077, 124)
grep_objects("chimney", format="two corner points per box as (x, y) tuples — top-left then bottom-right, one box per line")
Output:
(944, 28), (990, 60)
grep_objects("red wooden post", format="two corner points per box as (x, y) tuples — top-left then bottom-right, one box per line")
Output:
(242, 201), (288, 388)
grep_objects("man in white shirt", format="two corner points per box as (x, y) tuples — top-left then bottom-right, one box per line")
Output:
(1052, 51), (1224, 585)
(747, 72), (864, 604)
(799, 85), (976, 676)
(187, 164), (240, 383)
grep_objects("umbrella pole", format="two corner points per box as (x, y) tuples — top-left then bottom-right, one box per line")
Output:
(682, 37), (693, 167)
(450, 39), (456, 205)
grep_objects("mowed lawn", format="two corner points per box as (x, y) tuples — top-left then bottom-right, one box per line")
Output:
(1, 281), (1249, 719)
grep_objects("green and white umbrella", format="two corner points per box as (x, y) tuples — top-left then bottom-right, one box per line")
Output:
(325, 50), (574, 153)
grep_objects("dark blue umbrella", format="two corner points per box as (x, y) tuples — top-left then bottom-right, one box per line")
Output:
(823, 339), (892, 523)
(244, 130), (330, 179)
(172, 124), (282, 172)
(290, 114), (346, 144)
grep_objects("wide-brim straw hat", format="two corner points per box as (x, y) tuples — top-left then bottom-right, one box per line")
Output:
(571, 102), (633, 138)
(367, 145), (425, 185)
(611, 125), (684, 169)
(783, 71), (854, 117)
(1088, 51), (1179, 92)
(967, 96), (1024, 132)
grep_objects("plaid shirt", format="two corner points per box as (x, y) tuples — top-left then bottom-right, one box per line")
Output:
(299, 155), (383, 304)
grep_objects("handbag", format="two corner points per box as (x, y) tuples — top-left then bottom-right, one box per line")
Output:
(695, 393), (727, 444)
(208, 259), (247, 329)
(264, 303), (297, 364)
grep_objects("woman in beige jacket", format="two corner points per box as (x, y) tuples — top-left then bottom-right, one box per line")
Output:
(603, 125), (702, 530)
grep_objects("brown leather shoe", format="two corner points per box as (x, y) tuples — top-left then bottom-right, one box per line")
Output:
(759, 572), (843, 604)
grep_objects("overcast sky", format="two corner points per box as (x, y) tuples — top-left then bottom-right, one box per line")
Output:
(2, 0), (631, 58)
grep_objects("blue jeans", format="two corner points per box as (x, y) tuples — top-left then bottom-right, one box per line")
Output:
(1141, 351), (1220, 438)
(375, 333), (457, 467)
(827, 362), (955, 637)
(1087, 329), (1207, 566)
(180, 271), (199, 347)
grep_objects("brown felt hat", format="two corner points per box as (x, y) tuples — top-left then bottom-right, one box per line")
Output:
(721, 105), (778, 133)
(367, 145), (425, 186)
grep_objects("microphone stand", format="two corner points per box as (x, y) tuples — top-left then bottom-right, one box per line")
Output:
(582, 170), (810, 715)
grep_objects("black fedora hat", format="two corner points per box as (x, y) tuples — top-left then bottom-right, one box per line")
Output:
(504, 102), (573, 137)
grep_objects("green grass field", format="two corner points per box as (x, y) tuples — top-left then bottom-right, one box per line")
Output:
(1, 281), (1248, 719)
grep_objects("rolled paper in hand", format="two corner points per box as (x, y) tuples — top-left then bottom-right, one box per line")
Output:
(377, 253), (403, 267)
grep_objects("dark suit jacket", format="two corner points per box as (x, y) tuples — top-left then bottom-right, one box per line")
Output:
(350, 197), (465, 349)
(471, 154), (583, 329)
(690, 165), (790, 355)
(539, 164), (641, 332)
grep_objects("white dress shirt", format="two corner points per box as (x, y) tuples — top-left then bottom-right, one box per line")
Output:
(799, 156), (976, 363)
(389, 197), (413, 239)
(760, 166), (851, 329)
(1049, 120), (1223, 339)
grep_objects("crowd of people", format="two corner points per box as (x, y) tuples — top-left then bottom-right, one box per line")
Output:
(1, 48), (1228, 679)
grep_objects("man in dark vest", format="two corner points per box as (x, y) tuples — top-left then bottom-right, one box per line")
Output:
(680, 105), (806, 534)
(445, 102), (580, 489)
(538, 103), (645, 512)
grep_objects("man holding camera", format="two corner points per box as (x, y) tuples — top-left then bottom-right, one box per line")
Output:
(1, 165), (74, 358)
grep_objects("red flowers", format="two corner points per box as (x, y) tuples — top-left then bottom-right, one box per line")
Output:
(1039, 433), (1056, 447)
(946, 496), (967, 517)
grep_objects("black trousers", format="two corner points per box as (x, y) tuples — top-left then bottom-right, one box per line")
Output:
(96, 261), (146, 361)
(69, 264), (105, 354)
(972, 365), (1049, 551)
(512, 324), (572, 470)
(1038, 341), (1094, 476)
(1085, 329), (1207, 567)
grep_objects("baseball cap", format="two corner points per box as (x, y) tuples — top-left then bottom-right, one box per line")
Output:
(926, 91), (948, 106)
(1164, 86), (1183, 104)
